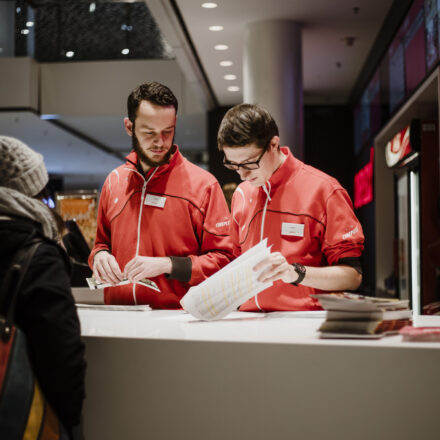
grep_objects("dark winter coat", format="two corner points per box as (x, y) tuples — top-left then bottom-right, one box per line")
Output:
(0, 216), (86, 430)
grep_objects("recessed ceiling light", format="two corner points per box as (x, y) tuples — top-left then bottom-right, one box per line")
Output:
(220, 60), (233, 67)
(202, 2), (218, 8)
(66, 51), (74, 58)
(209, 25), (223, 31)
(121, 48), (130, 55)
(214, 44), (228, 51)
(227, 86), (240, 92)
(224, 74), (237, 80)
(89, 2), (96, 13)
(26, 21), (34, 27)
(21, 29), (29, 35)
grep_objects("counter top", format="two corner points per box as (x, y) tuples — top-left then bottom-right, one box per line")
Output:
(77, 308), (440, 348)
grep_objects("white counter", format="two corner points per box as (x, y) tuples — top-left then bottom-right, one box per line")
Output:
(77, 306), (440, 440)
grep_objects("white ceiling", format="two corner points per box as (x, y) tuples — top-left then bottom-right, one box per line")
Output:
(0, 0), (394, 189)
(172, 0), (393, 105)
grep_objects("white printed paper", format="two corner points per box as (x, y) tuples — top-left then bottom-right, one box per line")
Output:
(180, 240), (273, 321)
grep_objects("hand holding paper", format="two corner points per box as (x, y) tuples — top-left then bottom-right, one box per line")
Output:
(181, 240), (273, 321)
(254, 251), (295, 283)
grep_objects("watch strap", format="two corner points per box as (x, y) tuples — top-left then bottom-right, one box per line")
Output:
(291, 263), (306, 286)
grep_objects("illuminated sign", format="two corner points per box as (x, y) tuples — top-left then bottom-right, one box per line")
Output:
(385, 124), (412, 167)
(354, 147), (374, 209)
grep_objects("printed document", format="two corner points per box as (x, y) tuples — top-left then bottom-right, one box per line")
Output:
(181, 240), (273, 321)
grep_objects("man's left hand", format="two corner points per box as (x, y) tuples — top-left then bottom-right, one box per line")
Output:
(124, 256), (172, 282)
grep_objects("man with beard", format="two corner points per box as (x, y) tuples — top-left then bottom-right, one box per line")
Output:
(89, 82), (233, 307)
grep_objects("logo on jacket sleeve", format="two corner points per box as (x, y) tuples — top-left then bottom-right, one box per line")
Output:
(342, 226), (358, 240)
(215, 220), (231, 228)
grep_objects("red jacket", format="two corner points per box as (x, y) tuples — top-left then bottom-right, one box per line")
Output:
(231, 147), (364, 311)
(89, 147), (233, 308)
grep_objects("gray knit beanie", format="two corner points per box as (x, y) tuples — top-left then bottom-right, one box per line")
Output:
(0, 136), (49, 197)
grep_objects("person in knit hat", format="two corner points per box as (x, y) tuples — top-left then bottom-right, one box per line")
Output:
(0, 135), (49, 197)
(0, 136), (57, 238)
(0, 136), (86, 438)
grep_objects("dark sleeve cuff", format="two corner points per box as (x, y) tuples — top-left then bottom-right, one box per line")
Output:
(336, 257), (363, 274)
(167, 256), (192, 283)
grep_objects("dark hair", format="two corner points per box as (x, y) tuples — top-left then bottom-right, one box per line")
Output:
(217, 103), (279, 150)
(127, 81), (178, 122)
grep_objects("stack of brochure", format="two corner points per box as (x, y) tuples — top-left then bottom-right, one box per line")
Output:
(181, 240), (273, 321)
(311, 293), (412, 339)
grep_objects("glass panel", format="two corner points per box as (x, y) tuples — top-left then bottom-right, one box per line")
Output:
(410, 169), (421, 314)
(0, 1), (15, 57)
(397, 172), (409, 300)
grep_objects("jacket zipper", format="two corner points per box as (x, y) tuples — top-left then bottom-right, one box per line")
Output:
(132, 167), (158, 304)
(254, 181), (272, 312)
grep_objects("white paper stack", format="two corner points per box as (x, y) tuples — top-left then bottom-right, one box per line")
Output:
(181, 240), (273, 321)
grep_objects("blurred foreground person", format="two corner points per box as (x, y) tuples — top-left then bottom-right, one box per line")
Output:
(0, 136), (86, 438)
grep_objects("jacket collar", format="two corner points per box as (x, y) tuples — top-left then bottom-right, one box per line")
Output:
(261, 146), (302, 195)
(124, 144), (182, 180)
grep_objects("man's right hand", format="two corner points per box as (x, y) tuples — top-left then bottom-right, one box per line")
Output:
(93, 251), (124, 286)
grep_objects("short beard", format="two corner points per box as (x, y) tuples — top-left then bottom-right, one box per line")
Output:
(132, 130), (175, 169)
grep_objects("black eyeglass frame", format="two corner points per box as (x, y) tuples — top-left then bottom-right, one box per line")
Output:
(222, 148), (267, 171)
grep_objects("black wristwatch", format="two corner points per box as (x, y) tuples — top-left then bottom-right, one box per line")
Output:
(291, 263), (306, 286)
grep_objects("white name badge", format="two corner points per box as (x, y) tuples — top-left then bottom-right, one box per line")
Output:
(144, 194), (166, 208)
(281, 222), (304, 237)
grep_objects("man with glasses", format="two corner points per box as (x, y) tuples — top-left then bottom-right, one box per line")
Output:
(89, 82), (233, 307)
(218, 103), (364, 311)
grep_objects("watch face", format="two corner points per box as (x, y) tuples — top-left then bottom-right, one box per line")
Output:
(295, 263), (306, 275)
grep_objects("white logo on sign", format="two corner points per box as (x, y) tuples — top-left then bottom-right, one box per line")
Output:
(144, 194), (166, 208)
(281, 222), (304, 237)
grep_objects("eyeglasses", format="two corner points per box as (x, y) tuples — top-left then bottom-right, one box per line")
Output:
(223, 149), (266, 170)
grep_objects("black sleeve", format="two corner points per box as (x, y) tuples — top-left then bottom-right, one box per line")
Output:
(336, 257), (363, 274)
(16, 242), (86, 430)
(167, 256), (192, 283)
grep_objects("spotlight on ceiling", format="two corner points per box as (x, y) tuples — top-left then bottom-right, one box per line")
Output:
(66, 51), (75, 58)
(202, 3), (218, 8)
(209, 25), (224, 31)
(215, 44), (228, 51)
(121, 48), (130, 55)
(220, 61), (233, 67)
(224, 74), (237, 80)
(227, 86), (240, 92)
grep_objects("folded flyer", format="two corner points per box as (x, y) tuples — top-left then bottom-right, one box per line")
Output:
(86, 276), (160, 292)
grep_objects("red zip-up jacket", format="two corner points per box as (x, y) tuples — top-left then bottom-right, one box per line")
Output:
(231, 147), (364, 311)
(89, 147), (234, 308)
